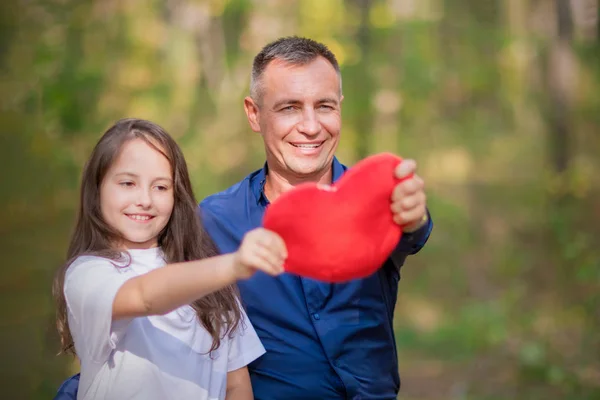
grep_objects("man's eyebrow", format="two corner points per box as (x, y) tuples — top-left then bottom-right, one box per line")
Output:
(272, 99), (302, 110)
(317, 97), (339, 105)
(272, 98), (339, 109)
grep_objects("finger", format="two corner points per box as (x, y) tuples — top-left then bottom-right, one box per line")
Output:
(390, 196), (411, 214)
(242, 228), (264, 247)
(255, 231), (275, 249)
(394, 159), (416, 180)
(393, 205), (427, 226)
(390, 192), (425, 214)
(248, 228), (277, 250)
(254, 232), (288, 261)
(391, 176), (424, 201)
(414, 175), (425, 190)
(243, 250), (283, 276)
(316, 183), (336, 192)
(254, 243), (286, 272)
(271, 232), (288, 259)
(394, 206), (426, 226)
(404, 192), (426, 211)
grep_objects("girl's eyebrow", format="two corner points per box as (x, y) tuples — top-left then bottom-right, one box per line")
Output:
(114, 171), (172, 182)
(115, 172), (137, 178)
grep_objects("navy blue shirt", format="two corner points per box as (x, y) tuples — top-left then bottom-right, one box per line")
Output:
(200, 157), (433, 400)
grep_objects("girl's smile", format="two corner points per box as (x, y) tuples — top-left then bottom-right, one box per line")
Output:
(125, 213), (155, 222)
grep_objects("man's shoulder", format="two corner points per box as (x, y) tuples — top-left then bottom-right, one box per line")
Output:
(201, 180), (246, 210)
(199, 168), (261, 216)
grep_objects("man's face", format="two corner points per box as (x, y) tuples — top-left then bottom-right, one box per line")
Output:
(246, 56), (343, 180)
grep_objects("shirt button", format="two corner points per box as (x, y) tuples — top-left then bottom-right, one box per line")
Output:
(312, 313), (320, 320)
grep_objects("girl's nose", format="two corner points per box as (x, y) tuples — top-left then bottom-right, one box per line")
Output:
(136, 189), (152, 208)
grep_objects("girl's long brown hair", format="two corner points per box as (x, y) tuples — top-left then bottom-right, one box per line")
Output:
(52, 118), (241, 356)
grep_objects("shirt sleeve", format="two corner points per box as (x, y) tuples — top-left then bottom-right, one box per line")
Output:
(64, 256), (134, 364)
(388, 209), (433, 271)
(226, 305), (266, 372)
(395, 208), (433, 255)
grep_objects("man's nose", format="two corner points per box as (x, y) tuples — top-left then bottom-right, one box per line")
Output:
(297, 109), (321, 136)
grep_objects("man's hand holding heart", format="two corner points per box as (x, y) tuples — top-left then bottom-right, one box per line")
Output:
(391, 159), (429, 233)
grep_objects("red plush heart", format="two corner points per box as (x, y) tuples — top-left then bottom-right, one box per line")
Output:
(263, 153), (407, 282)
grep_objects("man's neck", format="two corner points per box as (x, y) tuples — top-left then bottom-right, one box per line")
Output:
(264, 165), (333, 203)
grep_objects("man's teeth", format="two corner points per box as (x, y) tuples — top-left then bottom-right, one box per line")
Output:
(294, 144), (320, 148)
(130, 215), (151, 221)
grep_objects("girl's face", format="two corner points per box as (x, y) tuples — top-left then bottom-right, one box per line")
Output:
(100, 138), (174, 250)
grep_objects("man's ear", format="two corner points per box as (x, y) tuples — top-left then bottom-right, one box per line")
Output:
(244, 96), (261, 132)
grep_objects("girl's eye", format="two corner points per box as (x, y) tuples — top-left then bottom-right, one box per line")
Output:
(119, 181), (134, 187)
(155, 185), (168, 191)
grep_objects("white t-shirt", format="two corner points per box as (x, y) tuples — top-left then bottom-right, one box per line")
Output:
(64, 247), (265, 400)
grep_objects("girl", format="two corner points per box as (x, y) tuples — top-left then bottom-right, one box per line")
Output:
(53, 118), (287, 400)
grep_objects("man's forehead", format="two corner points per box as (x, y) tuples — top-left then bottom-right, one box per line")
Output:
(266, 57), (303, 70)
(263, 56), (335, 76)
(260, 57), (341, 98)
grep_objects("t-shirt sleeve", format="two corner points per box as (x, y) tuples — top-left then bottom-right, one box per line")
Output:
(226, 306), (266, 372)
(64, 257), (134, 364)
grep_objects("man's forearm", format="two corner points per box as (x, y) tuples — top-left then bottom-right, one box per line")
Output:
(397, 208), (433, 255)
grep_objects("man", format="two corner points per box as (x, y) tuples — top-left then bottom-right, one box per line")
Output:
(54, 36), (431, 400)
(200, 36), (432, 399)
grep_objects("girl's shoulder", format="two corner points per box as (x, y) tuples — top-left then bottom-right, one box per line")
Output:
(65, 248), (164, 282)
(65, 253), (131, 283)
(63, 253), (135, 299)
(67, 248), (163, 271)
(67, 254), (117, 272)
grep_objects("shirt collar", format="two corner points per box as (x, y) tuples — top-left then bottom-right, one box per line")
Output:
(251, 157), (346, 206)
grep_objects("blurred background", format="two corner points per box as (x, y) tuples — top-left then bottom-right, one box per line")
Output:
(0, 0), (598, 399)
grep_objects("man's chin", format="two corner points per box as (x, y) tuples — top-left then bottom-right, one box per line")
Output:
(286, 162), (330, 179)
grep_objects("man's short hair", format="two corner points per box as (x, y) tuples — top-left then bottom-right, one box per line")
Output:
(250, 36), (342, 102)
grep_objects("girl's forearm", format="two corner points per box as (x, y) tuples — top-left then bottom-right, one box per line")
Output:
(112, 253), (238, 320)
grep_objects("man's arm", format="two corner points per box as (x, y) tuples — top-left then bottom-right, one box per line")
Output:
(397, 208), (433, 255)
(387, 158), (432, 268)
(390, 209), (433, 269)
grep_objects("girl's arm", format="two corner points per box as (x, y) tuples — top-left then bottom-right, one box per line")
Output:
(225, 367), (253, 400)
(113, 228), (286, 320)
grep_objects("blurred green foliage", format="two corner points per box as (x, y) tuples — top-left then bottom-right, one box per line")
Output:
(0, 0), (598, 399)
